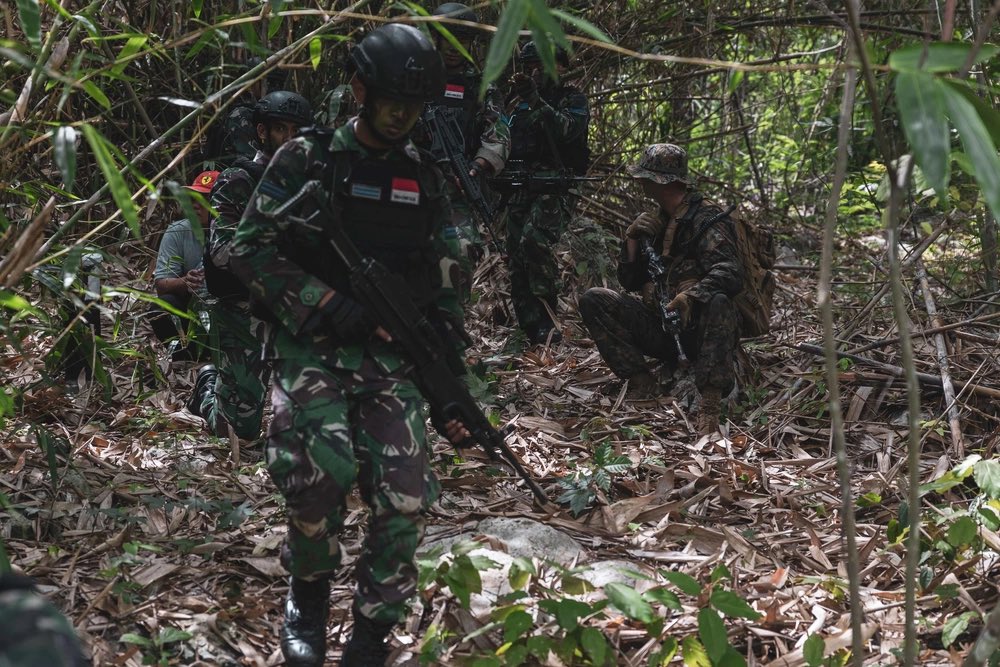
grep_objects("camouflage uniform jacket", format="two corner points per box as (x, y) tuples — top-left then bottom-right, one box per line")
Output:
(220, 104), (261, 166)
(206, 151), (268, 298)
(619, 192), (743, 304)
(505, 82), (589, 170)
(230, 120), (459, 373)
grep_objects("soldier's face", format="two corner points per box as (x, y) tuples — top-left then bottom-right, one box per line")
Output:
(439, 36), (474, 69)
(369, 96), (423, 142)
(258, 120), (300, 154)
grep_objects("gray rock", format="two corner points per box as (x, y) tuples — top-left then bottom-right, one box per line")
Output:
(476, 517), (585, 563)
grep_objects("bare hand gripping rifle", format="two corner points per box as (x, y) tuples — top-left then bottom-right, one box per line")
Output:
(272, 181), (551, 507)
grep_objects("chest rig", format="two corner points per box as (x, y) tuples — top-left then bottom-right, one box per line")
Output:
(509, 86), (569, 166)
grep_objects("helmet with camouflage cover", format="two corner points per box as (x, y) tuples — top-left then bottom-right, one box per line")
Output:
(519, 40), (569, 67)
(350, 23), (446, 102)
(254, 90), (313, 126)
(432, 3), (478, 39)
(627, 143), (690, 185)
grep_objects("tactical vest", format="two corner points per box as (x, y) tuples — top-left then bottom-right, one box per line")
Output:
(437, 71), (482, 156)
(509, 85), (582, 169)
(283, 139), (441, 310)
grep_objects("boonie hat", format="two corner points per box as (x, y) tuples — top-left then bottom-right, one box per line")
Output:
(627, 143), (690, 185)
(186, 170), (220, 193)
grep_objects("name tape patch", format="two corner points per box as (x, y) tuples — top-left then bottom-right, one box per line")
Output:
(444, 84), (465, 100)
(390, 178), (420, 205)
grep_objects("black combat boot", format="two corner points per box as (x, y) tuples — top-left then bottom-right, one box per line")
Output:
(340, 609), (395, 666)
(281, 576), (330, 666)
(185, 364), (218, 418)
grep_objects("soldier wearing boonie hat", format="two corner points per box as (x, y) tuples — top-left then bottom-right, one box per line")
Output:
(579, 142), (744, 436)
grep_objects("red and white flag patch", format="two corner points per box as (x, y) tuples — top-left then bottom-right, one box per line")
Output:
(444, 84), (465, 100)
(390, 177), (420, 205)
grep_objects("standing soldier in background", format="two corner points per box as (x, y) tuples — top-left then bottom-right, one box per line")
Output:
(502, 41), (589, 345)
(422, 2), (510, 300)
(230, 24), (470, 666)
(578, 144), (743, 435)
(213, 57), (290, 168)
(187, 91), (313, 441)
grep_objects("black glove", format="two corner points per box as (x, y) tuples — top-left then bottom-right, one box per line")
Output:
(320, 292), (375, 341)
(511, 73), (539, 106)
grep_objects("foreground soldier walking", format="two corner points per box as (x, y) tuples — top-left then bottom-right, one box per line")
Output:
(188, 90), (313, 440)
(231, 24), (469, 666)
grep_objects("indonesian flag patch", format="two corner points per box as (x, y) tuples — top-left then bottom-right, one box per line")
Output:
(444, 84), (465, 100)
(390, 177), (420, 205)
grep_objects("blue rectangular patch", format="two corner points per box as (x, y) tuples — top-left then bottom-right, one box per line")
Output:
(350, 183), (382, 201)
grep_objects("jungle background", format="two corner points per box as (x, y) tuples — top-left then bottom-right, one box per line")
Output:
(1, 0), (999, 665)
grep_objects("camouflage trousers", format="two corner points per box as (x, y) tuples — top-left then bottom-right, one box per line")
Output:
(0, 574), (87, 666)
(267, 354), (440, 624)
(198, 300), (271, 440)
(578, 287), (739, 394)
(505, 192), (572, 330)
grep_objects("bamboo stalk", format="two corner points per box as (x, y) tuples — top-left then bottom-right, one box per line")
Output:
(915, 260), (965, 454)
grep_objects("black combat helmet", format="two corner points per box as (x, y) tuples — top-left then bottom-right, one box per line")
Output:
(254, 91), (313, 126)
(520, 40), (569, 67)
(432, 3), (478, 39)
(350, 23), (446, 102)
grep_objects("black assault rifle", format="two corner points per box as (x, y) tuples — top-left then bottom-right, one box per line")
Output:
(642, 239), (689, 367)
(423, 104), (496, 230)
(271, 181), (551, 508)
(490, 161), (602, 197)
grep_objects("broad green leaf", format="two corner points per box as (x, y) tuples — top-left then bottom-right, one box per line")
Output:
(895, 71), (950, 197)
(947, 516), (978, 547)
(698, 607), (728, 663)
(16, 0), (41, 49)
(711, 564), (732, 583)
(192, 0), (203, 18)
(889, 42), (999, 73)
(942, 610), (978, 647)
(81, 80), (111, 110)
(644, 586), (683, 611)
(579, 627), (607, 665)
(718, 647), (748, 667)
(503, 609), (533, 643)
(943, 83), (1000, 223)
(157, 627), (192, 644)
(481, 0), (530, 95)
(710, 589), (762, 620)
(803, 633), (825, 667)
(681, 636), (711, 667)
(605, 582), (655, 623)
(509, 556), (535, 590)
(0, 289), (40, 315)
(943, 79), (1000, 146)
(269, 0), (285, 10)
(53, 126), (77, 192)
(974, 460), (1000, 498)
(555, 598), (592, 631)
(82, 125), (140, 239)
(111, 35), (147, 76)
(267, 14), (283, 40)
(550, 8), (611, 43)
(309, 37), (322, 70)
(650, 637), (679, 666)
(119, 633), (153, 647)
(661, 570), (702, 596)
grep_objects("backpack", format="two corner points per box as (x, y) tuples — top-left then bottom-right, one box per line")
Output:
(729, 209), (775, 337)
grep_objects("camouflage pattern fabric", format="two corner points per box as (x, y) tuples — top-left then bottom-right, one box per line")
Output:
(267, 354), (439, 622)
(503, 83), (588, 332)
(578, 288), (739, 394)
(208, 153), (267, 273)
(0, 574), (88, 667)
(230, 120), (458, 625)
(220, 105), (261, 168)
(504, 188), (572, 330)
(626, 143), (691, 185)
(580, 191), (743, 394)
(198, 300), (271, 439)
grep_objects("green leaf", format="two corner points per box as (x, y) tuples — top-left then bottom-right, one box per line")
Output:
(550, 8), (611, 43)
(53, 126), (77, 192)
(309, 37), (322, 70)
(895, 71), (950, 197)
(942, 611), (978, 647)
(947, 516), (978, 547)
(681, 635), (712, 667)
(555, 598), (592, 631)
(718, 647), (747, 667)
(580, 627), (608, 665)
(710, 589), (762, 620)
(974, 460), (1000, 498)
(889, 42), (999, 73)
(119, 633), (153, 647)
(803, 633), (825, 667)
(503, 609), (533, 643)
(698, 607), (728, 663)
(711, 564), (732, 583)
(481, 0), (530, 95)
(191, 0), (203, 18)
(0, 289), (39, 314)
(605, 582), (655, 623)
(82, 126), (139, 240)
(158, 627), (192, 644)
(661, 570), (702, 596)
(644, 586), (683, 611)
(943, 80), (1000, 146)
(111, 35), (147, 76)
(16, 0), (41, 49)
(509, 556), (536, 590)
(650, 637), (679, 666)
(267, 14), (283, 40)
(81, 80), (111, 110)
(943, 82), (1000, 223)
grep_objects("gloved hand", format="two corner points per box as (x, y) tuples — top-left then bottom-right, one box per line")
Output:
(666, 292), (692, 328)
(510, 73), (539, 106)
(319, 291), (375, 341)
(626, 211), (665, 239)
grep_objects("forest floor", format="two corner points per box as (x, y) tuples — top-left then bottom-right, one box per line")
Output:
(2, 214), (999, 666)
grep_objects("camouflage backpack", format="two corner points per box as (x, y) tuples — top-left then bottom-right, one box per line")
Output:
(729, 208), (775, 337)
